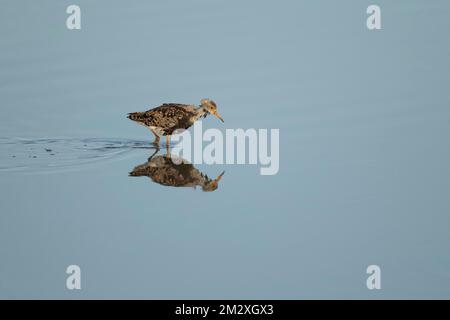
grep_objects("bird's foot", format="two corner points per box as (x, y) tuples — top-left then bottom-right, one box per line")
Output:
(152, 139), (160, 147)
(165, 136), (171, 150)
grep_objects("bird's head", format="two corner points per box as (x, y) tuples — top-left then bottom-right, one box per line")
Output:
(200, 98), (224, 123)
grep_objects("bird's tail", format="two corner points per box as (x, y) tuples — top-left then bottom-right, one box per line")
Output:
(127, 112), (144, 122)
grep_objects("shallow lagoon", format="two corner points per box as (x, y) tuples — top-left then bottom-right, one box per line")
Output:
(1, 1), (450, 298)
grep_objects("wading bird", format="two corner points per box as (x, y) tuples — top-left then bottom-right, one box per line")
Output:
(129, 150), (225, 192)
(127, 98), (224, 147)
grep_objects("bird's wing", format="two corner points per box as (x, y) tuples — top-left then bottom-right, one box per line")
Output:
(142, 103), (194, 128)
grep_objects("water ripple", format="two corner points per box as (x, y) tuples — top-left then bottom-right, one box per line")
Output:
(0, 137), (156, 174)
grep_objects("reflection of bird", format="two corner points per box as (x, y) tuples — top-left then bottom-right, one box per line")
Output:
(127, 98), (224, 147)
(129, 150), (225, 192)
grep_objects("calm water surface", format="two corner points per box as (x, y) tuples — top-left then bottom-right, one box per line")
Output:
(1, 0), (450, 298)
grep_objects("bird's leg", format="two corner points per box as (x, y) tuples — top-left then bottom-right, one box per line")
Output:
(150, 129), (160, 146)
(165, 135), (171, 159)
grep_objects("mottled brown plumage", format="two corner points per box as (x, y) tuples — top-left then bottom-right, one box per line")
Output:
(129, 152), (224, 192)
(127, 99), (224, 146)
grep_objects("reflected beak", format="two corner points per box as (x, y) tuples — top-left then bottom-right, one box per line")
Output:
(215, 171), (225, 182)
(213, 111), (224, 123)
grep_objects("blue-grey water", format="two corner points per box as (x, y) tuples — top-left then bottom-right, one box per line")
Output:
(1, 0), (450, 299)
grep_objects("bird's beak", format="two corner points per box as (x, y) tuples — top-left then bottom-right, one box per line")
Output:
(213, 111), (224, 123)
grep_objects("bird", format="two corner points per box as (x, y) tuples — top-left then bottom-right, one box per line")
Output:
(127, 98), (224, 147)
(129, 150), (225, 192)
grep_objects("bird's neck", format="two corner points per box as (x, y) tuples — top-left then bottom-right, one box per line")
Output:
(193, 106), (209, 122)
